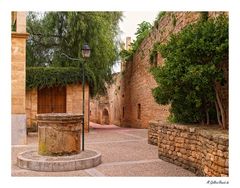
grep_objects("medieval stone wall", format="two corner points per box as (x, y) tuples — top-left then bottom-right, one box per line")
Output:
(90, 12), (228, 129)
(148, 121), (228, 176)
(120, 12), (202, 128)
(90, 96), (110, 125)
(120, 12), (228, 129)
(148, 120), (159, 145)
(90, 73), (121, 126)
(90, 99), (101, 124)
(66, 83), (90, 131)
(107, 73), (122, 126)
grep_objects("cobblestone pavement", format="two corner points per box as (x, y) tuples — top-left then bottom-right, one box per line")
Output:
(12, 122), (195, 177)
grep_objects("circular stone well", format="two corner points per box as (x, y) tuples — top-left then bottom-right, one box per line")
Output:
(36, 113), (82, 156)
(17, 113), (101, 171)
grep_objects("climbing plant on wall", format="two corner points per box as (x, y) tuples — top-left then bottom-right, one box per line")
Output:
(120, 21), (152, 61)
(151, 14), (228, 129)
(26, 67), (96, 95)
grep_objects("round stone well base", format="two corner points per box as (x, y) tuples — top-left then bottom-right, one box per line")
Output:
(17, 150), (101, 172)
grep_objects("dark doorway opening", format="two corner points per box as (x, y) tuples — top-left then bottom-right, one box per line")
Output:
(102, 108), (110, 125)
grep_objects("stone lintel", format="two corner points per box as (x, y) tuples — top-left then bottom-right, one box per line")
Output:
(12, 32), (29, 39)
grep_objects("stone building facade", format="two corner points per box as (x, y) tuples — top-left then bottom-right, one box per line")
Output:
(11, 12), (29, 145)
(120, 12), (201, 128)
(26, 83), (90, 132)
(91, 12), (228, 130)
(90, 73), (121, 126)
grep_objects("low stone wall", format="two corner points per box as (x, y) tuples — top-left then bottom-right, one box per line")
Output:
(148, 121), (228, 176)
(148, 121), (160, 145)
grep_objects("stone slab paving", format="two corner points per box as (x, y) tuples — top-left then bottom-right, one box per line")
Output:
(86, 140), (157, 164)
(12, 123), (195, 177)
(96, 160), (194, 176)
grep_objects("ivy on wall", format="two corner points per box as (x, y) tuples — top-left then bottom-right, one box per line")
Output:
(153, 12), (167, 29)
(149, 42), (160, 65)
(120, 21), (152, 62)
(26, 67), (96, 95)
(120, 11), (167, 62)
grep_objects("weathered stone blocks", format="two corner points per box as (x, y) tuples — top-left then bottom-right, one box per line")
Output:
(36, 113), (83, 156)
(148, 121), (160, 145)
(148, 121), (228, 176)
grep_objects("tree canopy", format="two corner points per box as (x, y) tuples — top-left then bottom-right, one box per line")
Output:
(26, 11), (123, 95)
(151, 14), (228, 128)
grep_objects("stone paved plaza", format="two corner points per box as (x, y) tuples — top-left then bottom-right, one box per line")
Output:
(12, 123), (195, 177)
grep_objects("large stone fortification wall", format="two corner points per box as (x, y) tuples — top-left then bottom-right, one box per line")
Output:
(120, 12), (201, 128)
(90, 12), (228, 129)
(120, 12), (228, 129)
(148, 121), (228, 176)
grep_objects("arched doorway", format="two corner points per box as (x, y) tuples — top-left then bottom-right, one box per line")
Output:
(102, 108), (109, 125)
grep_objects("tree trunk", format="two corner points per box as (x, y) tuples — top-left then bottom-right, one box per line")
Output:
(206, 109), (210, 125)
(215, 100), (222, 126)
(215, 86), (227, 129)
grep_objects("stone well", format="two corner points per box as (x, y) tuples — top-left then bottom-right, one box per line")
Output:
(36, 113), (82, 156)
(17, 113), (102, 172)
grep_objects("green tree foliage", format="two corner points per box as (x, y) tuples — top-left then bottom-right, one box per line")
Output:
(151, 15), (228, 128)
(26, 11), (122, 95)
(120, 21), (152, 61)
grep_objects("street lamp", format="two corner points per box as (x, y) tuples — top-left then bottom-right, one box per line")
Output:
(81, 44), (91, 151)
(60, 43), (90, 152)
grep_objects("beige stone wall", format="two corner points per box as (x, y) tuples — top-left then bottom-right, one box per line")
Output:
(15, 12), (27, 33)
(90, 73), (122, 126)
(148, 120), (159, 145)
(120, 12), (227, 129)
(120, 12), (202, 128)
(90, 12), (228, 129)
(148, 121), (228, 176)
(11, 12), (28, 145)
(67, 83), (90, 131)
(26, 83), (90, 131)
(12, 34), (28, 114)
(90, 96), (110, 125)
(107, 73), (122, 126)
(26, 88), (38, 127)
(90, 99), (100, 123)
(12, 11), (28, 114)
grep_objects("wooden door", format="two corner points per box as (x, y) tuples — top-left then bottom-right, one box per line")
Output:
(38, 86), (66, 113)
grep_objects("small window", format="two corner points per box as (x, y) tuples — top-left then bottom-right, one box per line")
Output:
(137, 104), (141, 119)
